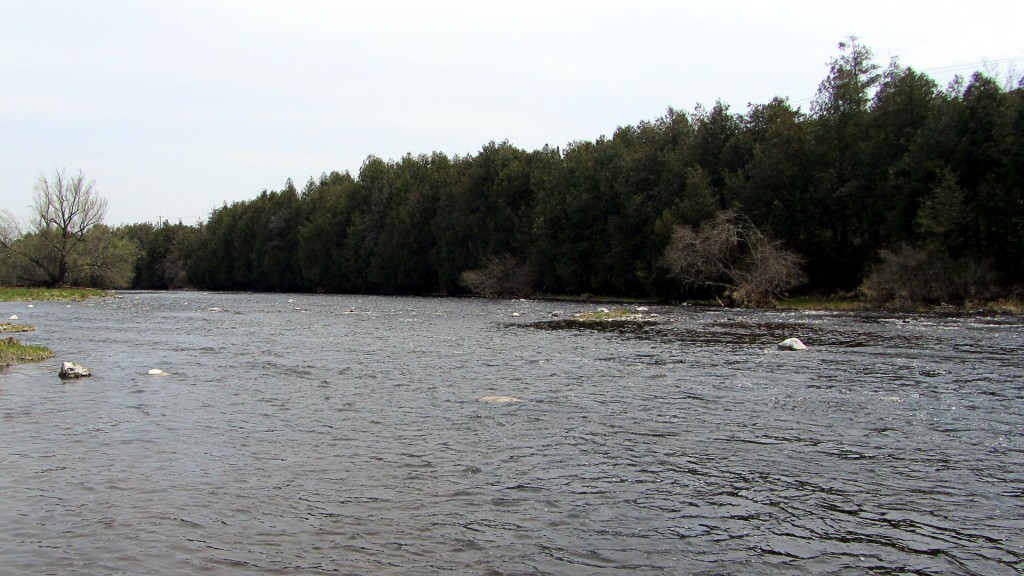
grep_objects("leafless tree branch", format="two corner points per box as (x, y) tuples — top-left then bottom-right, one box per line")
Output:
(664, 210), (806, 306)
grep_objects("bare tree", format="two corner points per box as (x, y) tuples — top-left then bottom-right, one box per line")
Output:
(459, 254), (536, 298)
(0, 209), (22, 248)
(664, 210), (806, 307)
(0, 168), (110, 287)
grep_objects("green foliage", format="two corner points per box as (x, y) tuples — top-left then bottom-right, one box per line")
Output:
(431, 142), (534, 294)
(296, 171), (359, 292)
(132, 221), (202, 289)
(0, 225), (137, 289)
(185, 183), (303, 292)
(78, 224), (139, 288)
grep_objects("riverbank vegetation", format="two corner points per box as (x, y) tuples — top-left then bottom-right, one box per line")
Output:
(0, 287), (109, 302)
(771, 295), (873, 312)
(0, 169), (136, 289)
(0, 336), (54, 367)
(2, 39), (1021, 310)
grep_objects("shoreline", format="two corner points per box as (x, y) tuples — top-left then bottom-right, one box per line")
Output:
(2, 286), (1020, 316)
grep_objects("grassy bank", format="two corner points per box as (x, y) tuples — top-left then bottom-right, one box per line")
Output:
(0, 336), (54, 367)
(0, 287), (109, 302)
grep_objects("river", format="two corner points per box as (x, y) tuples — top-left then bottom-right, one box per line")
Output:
(1, 292), (1022, 575)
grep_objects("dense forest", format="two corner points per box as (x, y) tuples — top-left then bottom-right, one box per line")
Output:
(4, 40), (1023, 306)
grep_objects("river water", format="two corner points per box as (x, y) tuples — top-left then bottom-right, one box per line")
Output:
(1, 292), (1022, 575)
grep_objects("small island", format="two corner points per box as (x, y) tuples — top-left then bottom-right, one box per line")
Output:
(0, 336), (53, 367)
(572, 307), (662, 323)
(1, 318), (52, 368)
(1, 322), (35, 334)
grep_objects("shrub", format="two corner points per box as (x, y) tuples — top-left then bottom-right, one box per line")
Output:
(859, 245), (996, 307)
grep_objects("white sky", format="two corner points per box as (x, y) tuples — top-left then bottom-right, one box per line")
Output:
(2, 0), (1023, 226)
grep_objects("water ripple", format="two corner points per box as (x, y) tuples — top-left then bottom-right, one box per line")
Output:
(1, 294), (1022, 574)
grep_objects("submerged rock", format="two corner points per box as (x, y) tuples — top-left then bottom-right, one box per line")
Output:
(59, 361), (91, 379)
(478, 395), (523, 403)
(777, 337), (808, 351)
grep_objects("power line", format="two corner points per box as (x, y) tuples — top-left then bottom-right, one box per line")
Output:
(920, 54), (1024, 75)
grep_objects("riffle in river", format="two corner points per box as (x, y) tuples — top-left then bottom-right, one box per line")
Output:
(1, 292), (1022, 575)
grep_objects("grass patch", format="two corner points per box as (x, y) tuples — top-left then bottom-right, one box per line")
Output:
(0, 287), (109, 302)
(1, 323), (35, 334)
(0, 336), (54, 367)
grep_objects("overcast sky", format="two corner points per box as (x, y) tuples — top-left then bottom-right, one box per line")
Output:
(2, 1), (1022, 226)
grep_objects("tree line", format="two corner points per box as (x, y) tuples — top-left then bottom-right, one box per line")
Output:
(3, 39), (1022, 306)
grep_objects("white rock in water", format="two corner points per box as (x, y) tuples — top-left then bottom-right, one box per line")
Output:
(59, 361), (91, 379)
(777, 337), (808, 351)
(148, 368), (170, 376)
(478, 395), (523, 403)
(8, 315), (17, 321)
